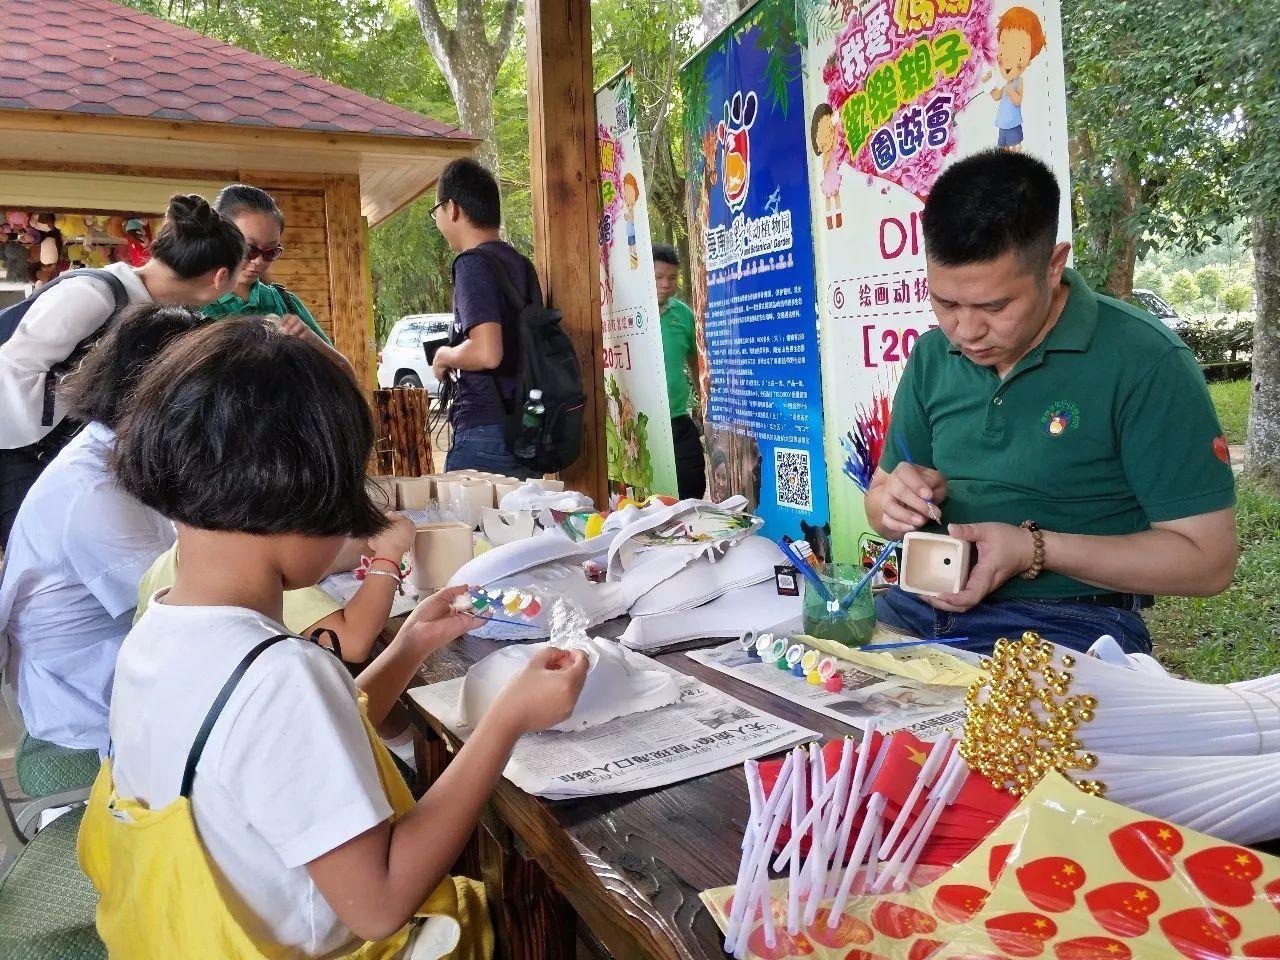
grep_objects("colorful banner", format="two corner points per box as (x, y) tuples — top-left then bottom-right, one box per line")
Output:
(596, 68), (678, 499)
(801, 0), (1073, 565)
(681, 2), (832, 551)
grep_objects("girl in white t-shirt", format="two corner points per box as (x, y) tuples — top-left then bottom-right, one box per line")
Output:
(83, 316), (588, 958)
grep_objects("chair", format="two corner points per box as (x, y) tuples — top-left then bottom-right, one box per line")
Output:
(0, 780), (105, 959)
(1, 666), (97, 802)
(14, 735), (98, 801)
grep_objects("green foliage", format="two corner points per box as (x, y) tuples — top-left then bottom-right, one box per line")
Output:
(368, 199), (455, 344)
(749, 0), (804, 119)
(1195, 265), (1225, 303)
(1062, 0), (1254, 292)
(680, 66), (711, 164)
(1166, 269), (1200, 307)
(1132, 264), (1165, 297)
(795, 0), (845, 48)
(1208, 379), (1251, 446)
(592, 0), (701, 260)
(1223, 282), (1255, 314)
(1177, 317), (1254, 366)
(1150, 481), (1280, 682)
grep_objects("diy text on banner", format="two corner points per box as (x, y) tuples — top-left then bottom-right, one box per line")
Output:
(803, 0), (1073, 569)
(681, 0), (831, 553)
(596, 68), (678, 501)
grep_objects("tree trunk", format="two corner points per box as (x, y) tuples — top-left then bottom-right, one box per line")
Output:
(410, 0), (520, 177)
(1245, 216), (1280, 485)
(1103, 165), (1139, 300)
(452, 69), (501, 175)
(701, 0), (738, 38)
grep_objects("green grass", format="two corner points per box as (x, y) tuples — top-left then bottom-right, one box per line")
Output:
(1146, 379), (1279, 681)
(1208, 378), (1251, 445)
(1149, 481), (1280, 682)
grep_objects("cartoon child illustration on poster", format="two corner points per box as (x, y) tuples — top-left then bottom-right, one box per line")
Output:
(983, 6), (1047, 152)
(810, 103), (844, 230)
(622, 172), (640, 269)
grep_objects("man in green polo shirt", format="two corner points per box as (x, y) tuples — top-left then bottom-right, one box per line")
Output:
(866, 151), (1238, 655)
(654, 243), (706, 499)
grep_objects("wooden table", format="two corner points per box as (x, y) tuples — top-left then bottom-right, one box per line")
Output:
(400, 624), (1280, 960)
(400, 623), (852, 960)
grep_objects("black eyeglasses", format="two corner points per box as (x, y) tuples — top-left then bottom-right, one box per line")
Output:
(430, 199), (449, 217)
(246, 243), (285, 263)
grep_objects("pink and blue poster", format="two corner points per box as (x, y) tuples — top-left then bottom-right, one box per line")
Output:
(802, 0), (1072, 568)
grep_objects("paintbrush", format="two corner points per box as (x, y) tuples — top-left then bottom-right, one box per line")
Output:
(778, 536), (835, 604)
(894, 435), (941, 524)
(839, 537), (900, 610)
(861, 636), (969, 653)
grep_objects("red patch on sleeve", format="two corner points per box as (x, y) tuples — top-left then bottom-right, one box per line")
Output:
(1213, 436), (1230, 464)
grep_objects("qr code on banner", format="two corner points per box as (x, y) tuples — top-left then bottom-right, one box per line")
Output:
(774, 447), (812, 511)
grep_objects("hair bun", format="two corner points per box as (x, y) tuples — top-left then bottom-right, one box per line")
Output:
(165, 194), (218, 230)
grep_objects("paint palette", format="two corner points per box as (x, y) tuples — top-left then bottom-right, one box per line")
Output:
(455, 587), (543, 620)
(740, 631), (844, 692)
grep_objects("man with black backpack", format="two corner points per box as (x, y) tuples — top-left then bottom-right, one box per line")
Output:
(430, 158), (584, 478)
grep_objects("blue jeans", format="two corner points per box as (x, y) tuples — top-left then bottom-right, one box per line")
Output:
(445, 424), (533, 479)
(875, 586), (1153, 656)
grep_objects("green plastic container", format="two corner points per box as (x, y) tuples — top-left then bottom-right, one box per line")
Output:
(801, 562), (877, 647)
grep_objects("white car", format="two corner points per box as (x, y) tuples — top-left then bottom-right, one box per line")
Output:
(1132, 289), (1184, 331)
(377, 313), (452, 394)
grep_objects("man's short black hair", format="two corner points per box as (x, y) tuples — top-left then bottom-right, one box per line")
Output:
(921, 150), (1060, 273)
(113, 317), (387, 539)
(437, 158), (501, 229)
(652, 243), (680, 268)
(62, 304), (212, 431)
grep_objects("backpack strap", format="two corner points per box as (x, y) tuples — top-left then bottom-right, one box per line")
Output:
(181, 633), (295, 797)
(39, 269), (131, 427)
(449, 248), (536, 418)
(268, 282), (306, 318)
(456, 247), (537, 311)
(23, 268), (129, 315)
(180, 629), (345, 796)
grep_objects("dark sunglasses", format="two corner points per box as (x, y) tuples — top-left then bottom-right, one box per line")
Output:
(246, 243), (285, 263)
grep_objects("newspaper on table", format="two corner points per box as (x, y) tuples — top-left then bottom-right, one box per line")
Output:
(319, 571), (420, 618)
(408, 658), (817, 799)
(685, 641), (966, 742)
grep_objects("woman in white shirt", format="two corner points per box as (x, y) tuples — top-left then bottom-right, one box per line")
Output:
(0, 194), (246, 545)
(0, 297), (224, 753)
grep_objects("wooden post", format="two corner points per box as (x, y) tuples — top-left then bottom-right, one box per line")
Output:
(526, 0), (608, 507)
(324, 173), (377, 392)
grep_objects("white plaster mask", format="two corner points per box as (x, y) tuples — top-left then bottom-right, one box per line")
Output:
(457, 600), (680, 732)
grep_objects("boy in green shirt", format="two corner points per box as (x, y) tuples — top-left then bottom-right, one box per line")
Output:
(866, 152), (1238, 655)
(653, 244), (705, 499)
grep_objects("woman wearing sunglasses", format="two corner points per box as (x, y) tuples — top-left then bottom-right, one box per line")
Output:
(205, 185), (352, 374)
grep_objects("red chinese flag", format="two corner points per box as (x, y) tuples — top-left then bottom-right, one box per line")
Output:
(866, 732), (934, 807)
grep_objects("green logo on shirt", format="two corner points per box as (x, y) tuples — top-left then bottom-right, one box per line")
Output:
(1040, 400), (1080, 437)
